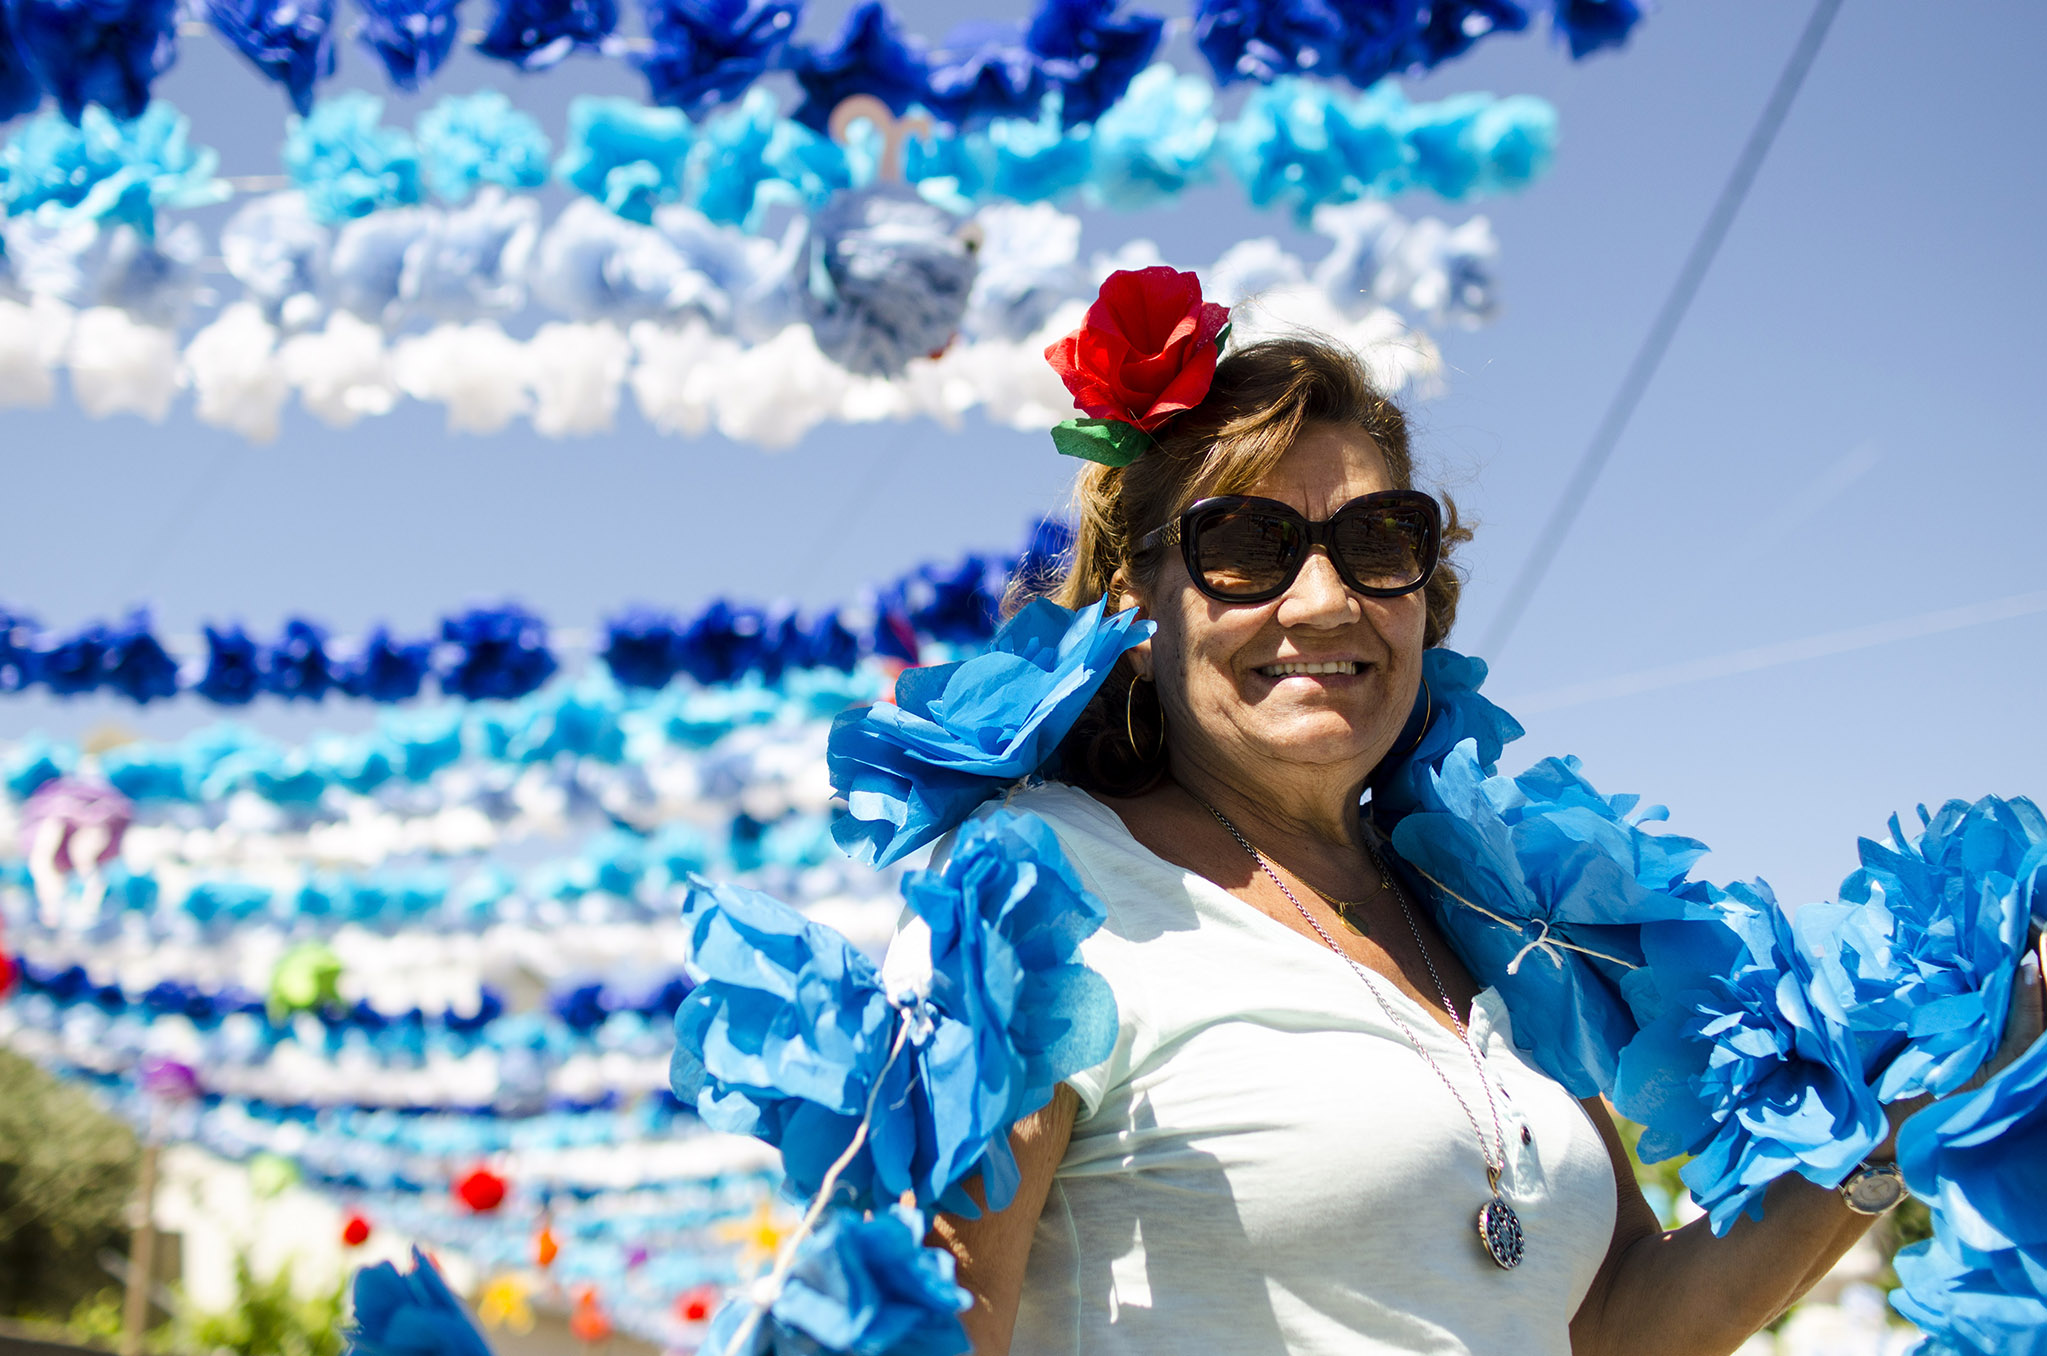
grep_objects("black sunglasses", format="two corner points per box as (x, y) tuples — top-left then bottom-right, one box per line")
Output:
(1137, 491), (1442, 604)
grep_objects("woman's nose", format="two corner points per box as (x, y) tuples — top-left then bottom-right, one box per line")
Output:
(1274, 548), (1360, 626)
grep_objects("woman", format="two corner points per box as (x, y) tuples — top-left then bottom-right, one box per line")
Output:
(921, 327), (2047, 1356)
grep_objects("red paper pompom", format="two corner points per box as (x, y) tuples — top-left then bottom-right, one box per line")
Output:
(340, 1211), (372, 1248)
(453, 1166), (508, 1213)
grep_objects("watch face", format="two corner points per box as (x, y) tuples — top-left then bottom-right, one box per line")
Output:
(1846, 1167), (1906, 1212)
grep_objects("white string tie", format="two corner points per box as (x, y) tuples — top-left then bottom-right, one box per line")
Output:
(1407, 864), (1642, 971)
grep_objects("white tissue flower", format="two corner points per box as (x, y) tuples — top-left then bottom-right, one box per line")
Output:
(526, 321), (630, 437)
(627, 319), (737, 438)
(278, 311), (398, 428)
(67, 307), (181, 420)
(184, 303), (290, 443)
(392, 321), (532, 434)
(0, 296), (74, 407)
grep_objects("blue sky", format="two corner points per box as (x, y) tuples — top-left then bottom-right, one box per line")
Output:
(4, 0), (2043, 908)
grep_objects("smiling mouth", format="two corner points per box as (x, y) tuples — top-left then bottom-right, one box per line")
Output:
(1257, 661), (1368, 678)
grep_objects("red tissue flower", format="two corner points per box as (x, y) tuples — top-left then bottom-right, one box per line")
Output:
(1045, 266), (1230, 432)
(675, 1286), (718, 1324)
(453, 1166), (507, 1213)
(340, 1211), (372, 1248)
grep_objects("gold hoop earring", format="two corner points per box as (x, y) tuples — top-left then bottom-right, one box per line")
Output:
(1394, 678), (1434, 757)
(1125, 676), (1165, 759)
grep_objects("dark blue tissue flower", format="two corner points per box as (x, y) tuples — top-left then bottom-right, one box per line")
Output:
(0, 609), (38, 691)
(206, 0), (335, 115)
(196, 624), (262, 705)
(1192, 0), (1345, 85)
(786, 0), (931, 133)
(1011, 516), (1074, 600)
(801, 611), (861, 673)
(1328, 0), (1422, 87)
(37, 623), (107, 695)
(353, 0), (463, 90)
(1549, 0), (1641, 59)
(827, 597), (1151, 867)
(104, 611), (178, 703)
(754, 608), (804, 686)
(437, 605), (556, 701)
(339, 628), (433, 702)
(700, 1205), (969, 1356)
(1025, 0), (1162, 127)
(636, 0), (797, 117)
(477, 0), (617, 70)
(551, 982), (609, 1031)
(601, 607), (683, 689)
(347, 1247), (494, 1356)
(898, 554), (1007, 645)
(263, 618), (335, 701)
(676, 600), (765, 686)
(1407, 0), (1529, 68)
(0, 6), (45, 120)
(9, 0), (177, 121)
(925, 20), (1044, 129)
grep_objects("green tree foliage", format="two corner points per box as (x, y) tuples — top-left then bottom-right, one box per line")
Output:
(0, 1050), (141, 1316)
(181, 1254), (345, 1356)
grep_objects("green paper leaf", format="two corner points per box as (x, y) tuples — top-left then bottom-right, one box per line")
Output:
(1050, 417), (1153, 468)
(1213, 321), (1232, 354)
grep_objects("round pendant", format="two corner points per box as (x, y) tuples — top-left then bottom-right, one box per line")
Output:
(1477, 1195), (1525, 1269)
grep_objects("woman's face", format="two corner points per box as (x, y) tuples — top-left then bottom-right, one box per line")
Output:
(1128, 422), (1429, 796)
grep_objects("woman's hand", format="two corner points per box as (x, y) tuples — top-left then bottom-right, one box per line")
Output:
(1872, 927), (2046, 1161)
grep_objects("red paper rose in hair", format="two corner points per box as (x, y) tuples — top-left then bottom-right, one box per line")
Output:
(1044, 266), (1230, 467)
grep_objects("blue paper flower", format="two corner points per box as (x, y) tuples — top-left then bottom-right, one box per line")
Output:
(895, 553), (1005, 644)
(35, 622), (106, 695)
(925, 20), (1045, 129)
(1407, 0), (1529, 68)
(0, 610), (39, 692)
(1614, 881), (1886, 1234)
(0, 104), (226, 234)
(899, 809), (1116, 1213)
(353, 0), (462, 89)
(691, 86), (851, 228)
(600, 607), (683, 688)
(1369, 645), (1525, 825)
(346, 1246), (495, 1356)
(1798, 797), (2044, 1103)
(206, 0), (335, 115)
(104, 610), (178, 702)
(1549, 0), (1642, 60)
(1471, 92), (1556, 192)
(636, 0), (797, 117)
(415, 92), (551, 203)
(339, 628), (433, 702)
(786, 0), (931, 133)
(284, 94), (422, 224)
(983, 104), (1092, 204)
(1897, 1026), (2047, 1270)
(702, 1205), (969, 1356)
(1086, 62), (1214, 209)
(8, 0), (176, 122)
(195, 625), (262, 705)
(827, 596), (1151, 867)
(1221, 78), (1368, 219)
(1389, 745), (1716, 1096)
(1024, 0), (1162, 127)
(555, 95), (692, 223)
(1, 736), (71, 797)
(0, 7), (42, 121)
(262, 618), (334, 701)
(1891, 1230), (2047, 1356)
(476, 0), (617, 70)
(1192, 0), (1344, 85)
(438, 605), (557, 701)
(1327, 0), (1420, 87)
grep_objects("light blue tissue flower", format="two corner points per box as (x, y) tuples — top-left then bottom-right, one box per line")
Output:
(555, 96), (692, 224)
(284, 93), (421, 224)
(1389, 744), (1715, 1097)
(1221, 78), (1372, 219)
(826, 596), (1151, 867)
(415, 92), (551, 203)
(1471, 93), (1556, 192)
(1891, 1230), (2047, 1356)
(701, 1206), (968, 1356)
(1614, 882), (1886, 1234)
(901, 808), (1116, 1214)
(983, 103), (1092, 204)
(1086, 63), (1215, 211)
(692, 87), (853, 230)
(1798, 797), (2044, 1103)
(345, 1247), (494, 1356)
(1368, 645), (1524, 824)
(0, 104), (225, 234)
(1896, 1026), (2047, 1272)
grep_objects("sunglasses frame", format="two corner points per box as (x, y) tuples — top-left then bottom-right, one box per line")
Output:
(1138, 491), (1443, 605)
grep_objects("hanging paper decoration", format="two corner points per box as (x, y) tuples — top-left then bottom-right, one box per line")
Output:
(416, 92), (553, 203)
(282, 93), (424, 222)
(634, 0), (798, 117)
(477, 0), (619, 70)
(0, 103), (227, 234)
(205, 0), (336, 115)
(342, 1210), (374, 1247)
(454, 1165), (510, 1212)
(6, 0), (177, 121)
(352, 0), (464, 89)
(797, 186), (977, 377)
(0, 4), (43, 122)
(1023, 0), (1164, 126)
(785, 0), (930, 132)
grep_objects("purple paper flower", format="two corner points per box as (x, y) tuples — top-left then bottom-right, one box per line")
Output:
(353, 0), (462, 90)
(264, 618), (335, 701)
(786, 0), (931, 133)
(635, 0), (797, 117)
(8, 0), (177, 121)
(206, 0), (335, 115)
(196, 624), (262, 705)
(138, 1053), (201, 1101)
(1024, 0), (1162, 127)
(438, 604), (557, 701)
(19, 777), (132, 869)
(476, 0), (618, 70)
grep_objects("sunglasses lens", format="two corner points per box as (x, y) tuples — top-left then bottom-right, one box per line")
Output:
(1192, 509), (1300, 598)
(1332, 504), (1431, 591)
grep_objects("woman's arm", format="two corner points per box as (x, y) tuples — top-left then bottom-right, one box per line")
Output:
(1571, 932), (2046, 1356)
(930, 1083), (1080, 1356)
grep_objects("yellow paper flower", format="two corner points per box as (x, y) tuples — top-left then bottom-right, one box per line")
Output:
(715, 1194), (790, 1277)
(476, 1274), (535, 1334)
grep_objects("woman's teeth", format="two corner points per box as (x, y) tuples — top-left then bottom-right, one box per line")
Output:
(1259, 661), (1363, 677)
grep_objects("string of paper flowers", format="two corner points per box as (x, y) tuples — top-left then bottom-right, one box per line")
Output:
(0, 0), (1636, 129)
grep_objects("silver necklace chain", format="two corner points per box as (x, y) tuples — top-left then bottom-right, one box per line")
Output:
(1202, 800), (1510, 1190)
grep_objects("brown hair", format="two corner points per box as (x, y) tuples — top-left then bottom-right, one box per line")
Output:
(1032, 334), (1472, 795)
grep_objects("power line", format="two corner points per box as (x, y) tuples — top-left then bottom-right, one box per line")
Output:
(1479, 0), (1849, 659)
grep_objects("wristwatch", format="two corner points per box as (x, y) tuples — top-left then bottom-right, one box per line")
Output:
(1838, 1160), (1910, 1215)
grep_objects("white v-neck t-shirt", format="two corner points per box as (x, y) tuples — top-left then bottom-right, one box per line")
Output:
(989, 782), (1619, 1356)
